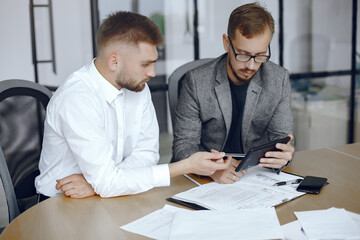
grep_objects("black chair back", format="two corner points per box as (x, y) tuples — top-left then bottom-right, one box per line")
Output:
(0, 79), (52, 223)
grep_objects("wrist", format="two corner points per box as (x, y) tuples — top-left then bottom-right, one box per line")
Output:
(169, 161), (184, 178)
(169, 158), (192, 178)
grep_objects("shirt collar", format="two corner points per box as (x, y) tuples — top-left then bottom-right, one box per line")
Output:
(89, 59), (124, 104)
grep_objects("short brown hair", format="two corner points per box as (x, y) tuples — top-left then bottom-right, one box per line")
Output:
(227, 3), (275, 40)
(96, 11), (163, 53)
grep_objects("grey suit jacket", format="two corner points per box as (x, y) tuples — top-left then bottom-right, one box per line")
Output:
(172, 53), (293, 162)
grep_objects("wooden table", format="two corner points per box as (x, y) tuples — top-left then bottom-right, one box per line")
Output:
(329, 143), (360, 160)
(1, 143), (359, 240)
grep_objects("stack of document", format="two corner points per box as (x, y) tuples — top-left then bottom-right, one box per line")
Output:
(121, 205), (284, 240)
(169, 166), (305, 210)
(121, 206), (360, 239)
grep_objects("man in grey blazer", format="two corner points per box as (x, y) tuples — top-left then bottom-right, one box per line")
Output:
(172, 3), (294, 184)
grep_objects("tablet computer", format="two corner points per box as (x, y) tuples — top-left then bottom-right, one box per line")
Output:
(234, 136), (291, 172)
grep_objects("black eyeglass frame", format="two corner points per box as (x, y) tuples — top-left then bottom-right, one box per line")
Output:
(228, 38), (271, 63)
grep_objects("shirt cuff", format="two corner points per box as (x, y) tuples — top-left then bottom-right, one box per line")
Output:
(151, 164), (170, 187)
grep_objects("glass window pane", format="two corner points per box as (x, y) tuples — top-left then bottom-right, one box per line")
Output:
(291, 76), (351, 150)
(284, 0), (352, 73)
(164, 0), (194, 75)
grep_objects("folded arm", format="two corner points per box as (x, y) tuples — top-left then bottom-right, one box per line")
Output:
(57, 89), (165, 198)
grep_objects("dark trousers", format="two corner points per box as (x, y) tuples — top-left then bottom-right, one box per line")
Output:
(38, 194), (50, 203)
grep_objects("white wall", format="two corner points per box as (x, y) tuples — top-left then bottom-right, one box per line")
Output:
(98, 0), (131, 22)
(0, 0), (34, 81)
(0, 0), (93, 86)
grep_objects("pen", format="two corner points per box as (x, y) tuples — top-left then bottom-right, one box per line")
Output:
(273, 178), (302, 186)
(183, 174), (201, 186)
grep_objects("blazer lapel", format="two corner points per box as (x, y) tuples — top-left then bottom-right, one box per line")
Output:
(214, 57), (232, 136)
(242, 71), (262, 149)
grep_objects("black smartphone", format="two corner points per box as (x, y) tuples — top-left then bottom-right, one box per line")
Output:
(296, 176), (328, 194)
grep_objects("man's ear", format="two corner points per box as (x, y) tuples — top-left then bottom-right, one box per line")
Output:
(222, 34), (229, 53)
(107, 54), (121, 71)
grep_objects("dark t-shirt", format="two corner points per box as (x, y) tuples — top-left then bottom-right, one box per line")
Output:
(223, 77), (249, 154)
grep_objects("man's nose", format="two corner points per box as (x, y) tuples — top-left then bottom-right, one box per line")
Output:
(245, 57), (256, 70)
(147, 65), (156, 78)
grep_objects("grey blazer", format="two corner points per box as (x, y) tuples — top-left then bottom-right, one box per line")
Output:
(172, 53), (293, 162)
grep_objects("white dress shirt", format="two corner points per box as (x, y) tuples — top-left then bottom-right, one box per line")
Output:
(35, 60), (170, 197)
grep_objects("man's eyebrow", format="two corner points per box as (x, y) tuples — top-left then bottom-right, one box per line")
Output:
(142, 59), (158, 64)
(237, 47), (268, 55)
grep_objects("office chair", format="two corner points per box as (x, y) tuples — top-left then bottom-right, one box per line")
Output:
(0, 146), (19, 233)
(0, 79), (52, 226)
(168, 58), (213, 129)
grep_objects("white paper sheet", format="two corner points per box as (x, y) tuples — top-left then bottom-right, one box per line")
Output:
(120, 205), (190, 240)
(172, 166), (305, 210)
(169, 207), (283, 240)
(281, 220), (310, 240)
(349, 211), (360, 227)
(295, 208), (360, 240)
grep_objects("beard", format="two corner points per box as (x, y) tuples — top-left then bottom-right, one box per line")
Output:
(115, 67), (148, 92)
(228, 58), (256, 85)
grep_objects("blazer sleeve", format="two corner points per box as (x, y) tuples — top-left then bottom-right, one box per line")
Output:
(267, 69), (294, 172)
(267, 68), (293, 141)
(172, 72), (205, 162)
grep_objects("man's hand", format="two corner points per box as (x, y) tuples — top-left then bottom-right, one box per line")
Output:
(209, 149), (247, 184)
(258, 134), (295, 169)
(56, 174), (96, 198)
(186, 151), (232, 176)
(169, 151), (232, 178)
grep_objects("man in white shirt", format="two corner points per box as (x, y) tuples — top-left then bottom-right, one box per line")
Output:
(35, 11), (230, 200)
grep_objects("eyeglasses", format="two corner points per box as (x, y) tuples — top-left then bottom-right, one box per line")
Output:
(228, 38), (271, 63)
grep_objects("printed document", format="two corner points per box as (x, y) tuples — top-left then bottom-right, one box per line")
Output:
(171, 166), (305, 210)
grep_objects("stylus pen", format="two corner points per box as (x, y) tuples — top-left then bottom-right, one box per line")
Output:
(273, 178), (303, 186)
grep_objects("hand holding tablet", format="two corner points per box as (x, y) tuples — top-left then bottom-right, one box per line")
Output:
(234, 136), (291, 172)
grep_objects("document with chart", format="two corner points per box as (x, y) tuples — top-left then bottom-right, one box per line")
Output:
(169, 166), (306, 210)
